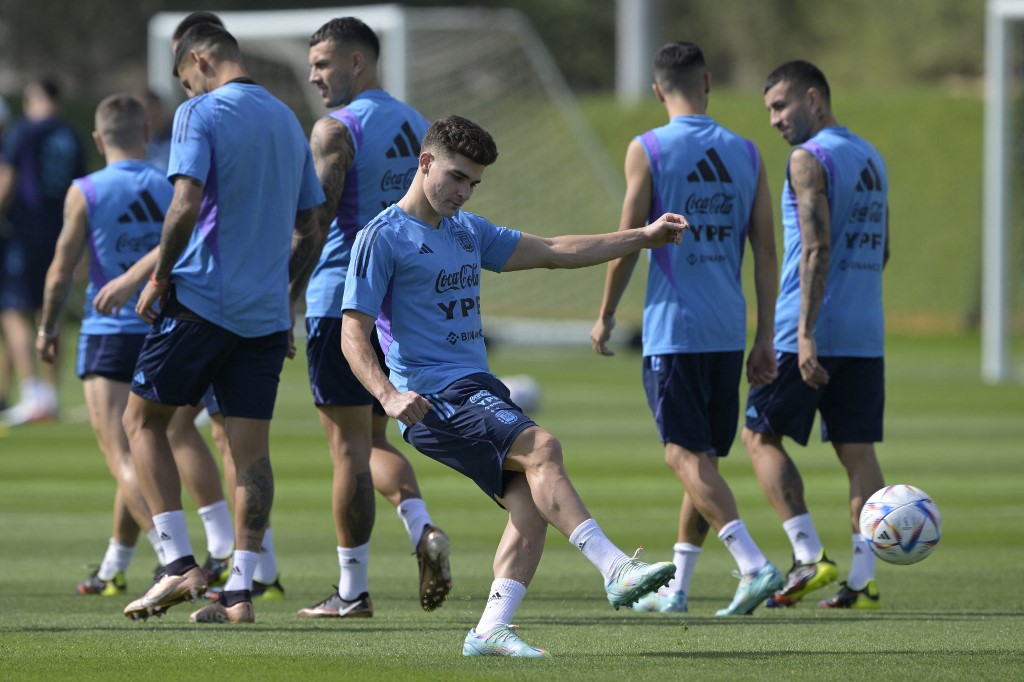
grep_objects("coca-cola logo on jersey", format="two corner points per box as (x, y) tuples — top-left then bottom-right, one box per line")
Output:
(380, 168), (416, 192)
(685, 192), (735, 215)
(435, 264), (480, 293)
(115, 233), (160, 253)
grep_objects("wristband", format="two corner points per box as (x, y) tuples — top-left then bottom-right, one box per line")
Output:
(149, 273), (168, 288)
(37, 327), (59, 340)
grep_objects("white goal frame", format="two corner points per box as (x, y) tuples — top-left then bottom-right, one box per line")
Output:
(984, 0), (1024, 383)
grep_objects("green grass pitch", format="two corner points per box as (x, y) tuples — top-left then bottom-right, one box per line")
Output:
(1, 333), (1022, 680)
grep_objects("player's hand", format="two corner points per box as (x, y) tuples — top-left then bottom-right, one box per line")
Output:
(93, 273), (137, 316)
(644, 212), (688, 246)
(382, 390), (433, 428)
(36, 333), (59, 364)
(135, 280), (167, 325)
(590, 314), (616, 356)
(746, 338), (778, 386)
(797, 335), (829, 389)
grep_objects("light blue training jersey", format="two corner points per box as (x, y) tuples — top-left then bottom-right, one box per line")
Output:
(305, 90), (429, 318)
(342, 204), (521, 394)
(74, 159), (171, 335)
(775, 126), (887, 357)
(167, 81), (325, 337)
(638, 115), (760, 354)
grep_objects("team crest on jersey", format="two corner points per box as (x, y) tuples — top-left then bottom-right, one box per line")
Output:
(453, 229), (475, 253)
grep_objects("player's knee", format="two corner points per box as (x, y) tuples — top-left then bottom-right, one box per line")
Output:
(530, 430), (564, 467)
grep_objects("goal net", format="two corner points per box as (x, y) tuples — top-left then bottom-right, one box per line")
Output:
(148, 5), (646, 345)
(984, 0), (1024, 382)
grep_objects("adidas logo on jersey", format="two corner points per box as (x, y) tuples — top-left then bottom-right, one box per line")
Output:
(746, 405), (758, 419)
(133, 371), (146, 385)
(419, 243), (434, 254)
(117, 190), (165, 223)
(855, 158), (883, 192)
(686, 148), (733, 183)
(385, 121), (422, 159)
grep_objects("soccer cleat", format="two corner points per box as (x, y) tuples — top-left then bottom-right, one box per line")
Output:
(190, 595), (255, 624)
(296, 589), (373, 618)
(632, 589), (688, 613)
(201, 554), (232, 588)
(818, 580), (881, 610)
(77, 569), (127, 597)
(462, 625), (551, 659)
(765, 550), (839, 608)
(252, 575), (285, 601)
(416, 525), (452, 611)
(715, 562), (784, 616)
(605, 548), (676, 610)
(123, 565), (207, 620)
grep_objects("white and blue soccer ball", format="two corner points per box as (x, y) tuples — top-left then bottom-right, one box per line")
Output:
(859, 484), (942, 565)
(502, 374), (541, 413)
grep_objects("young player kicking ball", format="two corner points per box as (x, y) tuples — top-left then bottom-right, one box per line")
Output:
(341, 115), (685, 658)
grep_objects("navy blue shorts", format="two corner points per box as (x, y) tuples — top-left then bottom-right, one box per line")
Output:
(305, 316), (385, 415)
(404, 373), (536, 503)
(745, 352), (884, 446)
(0, 235), (55, 311)
(76, 333), (146, 382)
(131, 302), (288, 420)
(643, 351), (743, 457)
(200, 386), (221, 417)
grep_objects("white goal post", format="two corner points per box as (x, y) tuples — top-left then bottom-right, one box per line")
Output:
(984, 0), (1023, 383)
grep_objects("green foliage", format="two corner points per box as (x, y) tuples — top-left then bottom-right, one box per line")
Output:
(1, 335), (1022, 680)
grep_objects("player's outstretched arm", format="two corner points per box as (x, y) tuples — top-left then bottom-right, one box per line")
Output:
(341, 309), (432, 426)
(503, 212), (687, 273)
(591, 138), (653, 357)
(37, 184), (89, 363)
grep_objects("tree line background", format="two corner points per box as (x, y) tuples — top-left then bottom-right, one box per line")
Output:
(0, 0), (985, 100)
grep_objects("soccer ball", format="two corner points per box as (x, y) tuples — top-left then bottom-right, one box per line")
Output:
(859, 484), (942, 565)
(502, 374), (541, 413)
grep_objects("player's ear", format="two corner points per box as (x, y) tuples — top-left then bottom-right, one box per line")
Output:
(419, 150), (433, 173)
(651, 81), (665, 102)
(91, 130), (104, 157)
(352, 50), (364, 78)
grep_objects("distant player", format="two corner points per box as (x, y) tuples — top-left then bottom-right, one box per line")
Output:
(296, 16), (450, 621)
(121, 22), (323, 624)
(590, 41), (782, 615)
(342, 115), (684, 657)
(35, 94), (172, 594)
(0, 78), (85, 426)
(743, 60), (889, 610)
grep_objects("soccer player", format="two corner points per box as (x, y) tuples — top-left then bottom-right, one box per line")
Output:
(35, 94), (173, 595)
(296, 16), (450, 620)
(342, 115), (684, 658)
(0, 78), (85, 426)
(590, 41), (782, 616)
(121, 22), (324, 624)
(742, 60), (889, 610)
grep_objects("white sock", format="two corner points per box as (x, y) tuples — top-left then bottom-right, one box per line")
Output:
(253, 527), (278, 583)
(718, 519), (767, 576)
(145, 527), (167, 565)
(397, 498), (433, 550)
(667, 542), (702, 595)
(783, 513), (824, 564)
(569, 518), (628, 583)
(98, 538), (135, 580)
(337, 543), (370, 600)
(197, 500), (234, 559)
(846, 533), (876, 590)
(475, 578), (527, 632)
(223, 549), (258, 592)
(152, 510), (193, 565)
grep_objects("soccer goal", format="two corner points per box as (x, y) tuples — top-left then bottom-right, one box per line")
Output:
(148, 5), (646, 344)
(983, 0), (1024, 383)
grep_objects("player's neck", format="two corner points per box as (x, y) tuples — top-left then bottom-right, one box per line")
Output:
(397, 192), (441, 228)
(103, 147), (146, 164)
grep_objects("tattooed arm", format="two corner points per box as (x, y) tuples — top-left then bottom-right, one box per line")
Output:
(135, 175), (203, 324)
(790, 147), (831, 389)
